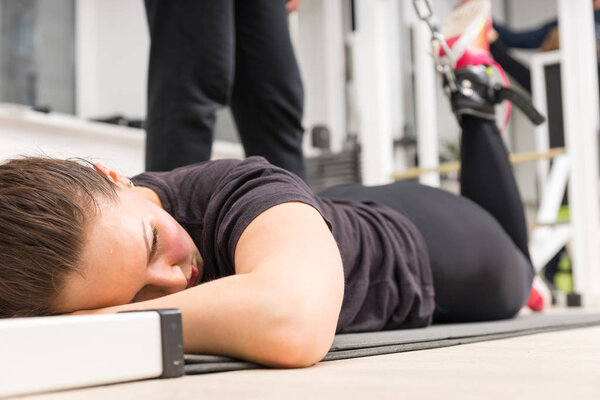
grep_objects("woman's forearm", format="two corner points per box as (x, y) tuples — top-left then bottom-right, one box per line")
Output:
(96, 271), (332, 368)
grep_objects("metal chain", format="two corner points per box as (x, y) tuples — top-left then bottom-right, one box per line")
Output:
(412, 0), (458, 92)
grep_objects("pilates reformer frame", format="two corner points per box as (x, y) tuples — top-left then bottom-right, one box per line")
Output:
(0, 310), (185, 397)
(391, 147), (566, 181)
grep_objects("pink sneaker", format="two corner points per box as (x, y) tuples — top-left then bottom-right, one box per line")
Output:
(440, 0), (495, 69)
(439, 0), (512, 126)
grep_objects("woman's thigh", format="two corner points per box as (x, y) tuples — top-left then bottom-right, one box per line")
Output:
(319, 182), (534, 322)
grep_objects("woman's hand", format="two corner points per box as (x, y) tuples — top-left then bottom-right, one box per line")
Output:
(286, 0), (300, 13)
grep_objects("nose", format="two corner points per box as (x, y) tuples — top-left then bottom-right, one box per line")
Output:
(147, 262), (188, 294)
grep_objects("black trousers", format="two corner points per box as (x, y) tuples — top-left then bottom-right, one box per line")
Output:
(144, 0), (306, 179)
(320, 116), (534, 322)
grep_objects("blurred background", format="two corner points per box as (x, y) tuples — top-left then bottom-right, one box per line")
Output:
(0, 0), (586, 208)
(0, 0), (599, 310)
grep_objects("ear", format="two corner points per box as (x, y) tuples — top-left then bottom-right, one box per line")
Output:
(93, 163), (134, 189)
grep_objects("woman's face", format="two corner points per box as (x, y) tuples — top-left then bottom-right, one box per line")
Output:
(55, 187), (203, 313)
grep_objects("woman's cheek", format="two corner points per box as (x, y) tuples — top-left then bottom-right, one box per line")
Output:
(160, 213), (191, 262)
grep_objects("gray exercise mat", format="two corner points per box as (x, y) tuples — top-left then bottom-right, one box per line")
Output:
(184, 312), (600, 374)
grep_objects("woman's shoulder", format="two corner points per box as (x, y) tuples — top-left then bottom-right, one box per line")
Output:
(131, 158), (252, 192)
(130, 158), (245, 215)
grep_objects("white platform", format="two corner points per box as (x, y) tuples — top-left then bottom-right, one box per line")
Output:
(18, 309), (600, 400)
(0, 312), (170, 398)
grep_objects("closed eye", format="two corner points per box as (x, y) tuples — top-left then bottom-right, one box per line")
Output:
(130, 227), (157, 304)
(149, 227), (158, 262)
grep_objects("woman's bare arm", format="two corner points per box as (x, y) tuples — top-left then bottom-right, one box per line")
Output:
(81, 202), (344, 368)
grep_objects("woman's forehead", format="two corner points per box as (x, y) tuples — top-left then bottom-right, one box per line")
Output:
(58, 218), (146, 311)
(83, 210), (144, 266)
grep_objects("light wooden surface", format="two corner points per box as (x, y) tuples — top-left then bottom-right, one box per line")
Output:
(24, 322), (600, 400)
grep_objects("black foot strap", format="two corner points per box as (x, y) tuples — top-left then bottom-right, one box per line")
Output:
(492, 84), (546, 126)
(445, 66), (547, 126)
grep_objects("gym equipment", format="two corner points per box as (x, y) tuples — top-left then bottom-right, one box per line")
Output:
(0, 310), (184, 398)
(307, 143), (362, 193)
(391, 147), (565, 181)
(414, 0), (544, 125)
(410, 0), (599, 304)
(185, 312), (600, 374)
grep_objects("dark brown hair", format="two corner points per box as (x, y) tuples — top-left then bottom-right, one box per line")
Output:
(0, 157), (118, 317)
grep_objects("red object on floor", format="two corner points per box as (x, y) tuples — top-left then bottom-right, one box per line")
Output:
(527, 287), (544, 312)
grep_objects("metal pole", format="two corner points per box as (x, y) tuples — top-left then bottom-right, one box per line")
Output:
(558, 0), (600, 301)
(352, 0), (396, 185)
(413, 23), (440, 187)
(529, 52), (561, 198)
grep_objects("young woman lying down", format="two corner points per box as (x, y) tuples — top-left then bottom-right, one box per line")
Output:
(0, 27), (536, 367)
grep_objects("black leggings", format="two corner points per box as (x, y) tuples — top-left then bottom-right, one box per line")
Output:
(320, 116), (534, 322)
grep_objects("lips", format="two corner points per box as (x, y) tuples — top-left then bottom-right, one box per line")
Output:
(186, 264), (199, 289)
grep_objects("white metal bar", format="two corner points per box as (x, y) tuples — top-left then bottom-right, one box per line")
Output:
(0, 312), (165, 397)
(352, 0), (397, 185)
(413, 23), (440, 187)
(529, 50), (561, 196)
(536, 154), (570, 224)
(529, 225), (573, 272)
(529, 154), (572, 271)
(384, 0), (407, 169)
(557, 0), (600, 299)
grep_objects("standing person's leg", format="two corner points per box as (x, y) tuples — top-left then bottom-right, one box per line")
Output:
(231, 0), (306, 180)
(144, 0), (235, 171)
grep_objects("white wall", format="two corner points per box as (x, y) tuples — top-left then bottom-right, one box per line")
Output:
(75, 0), (148, 119)
(508, 0), (557, 27)
(36, 0), (76, 114)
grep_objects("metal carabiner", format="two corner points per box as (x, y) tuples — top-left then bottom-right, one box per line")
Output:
(412, 0), (433, 21)
(412, 0), (460, 94)
(432, 32), (456, 67)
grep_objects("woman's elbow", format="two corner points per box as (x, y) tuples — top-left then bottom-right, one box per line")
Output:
(263, 325), (335, 368)
(256, 260), (344, 368)
(260, 297), (341, 368)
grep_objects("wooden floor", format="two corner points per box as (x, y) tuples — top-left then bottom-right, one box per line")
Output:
(24, 312), (600, 400)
